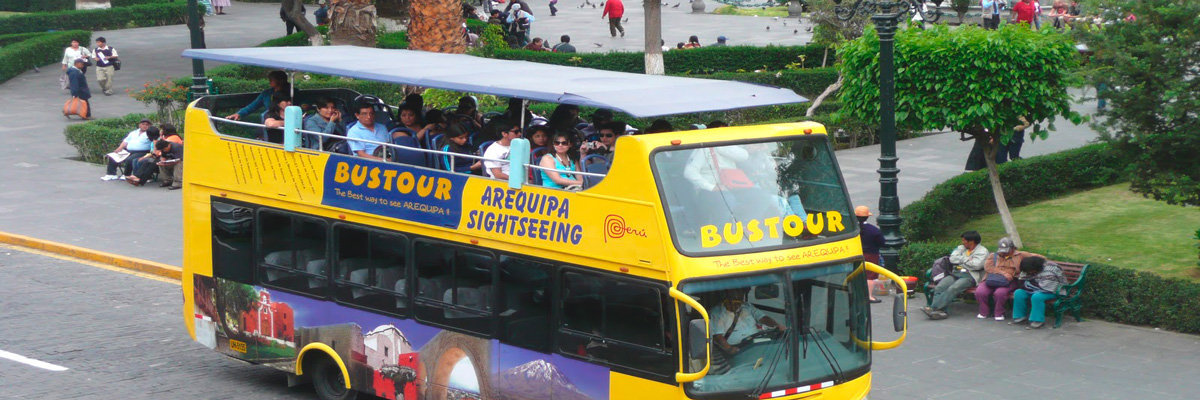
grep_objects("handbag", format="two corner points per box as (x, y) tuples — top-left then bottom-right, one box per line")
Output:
(983, 254), (1010, 287)
(63, 97), (89, 119)
(709, 149), (754, 189)
(113, 59), (122, 71)
(59, 73), (69, 90)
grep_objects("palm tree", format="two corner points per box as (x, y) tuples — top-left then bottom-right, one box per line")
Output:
(408, 0), (466, 53)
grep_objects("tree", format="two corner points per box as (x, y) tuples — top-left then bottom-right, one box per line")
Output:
(407, 0), (466, 53)
(951, 0), (971, 24)
(1076, 0), (1200, 206)
(215, 279), (260, 341)
(803, 0), (870, 116)
(644, 0), (664, 75)
(837, 24), (1083, 247)
(282, 0), (322, 46)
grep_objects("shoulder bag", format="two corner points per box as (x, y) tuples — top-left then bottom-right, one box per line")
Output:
(983, 254), (1011, 288)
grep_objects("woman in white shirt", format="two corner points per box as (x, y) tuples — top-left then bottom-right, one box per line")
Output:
(61, 39), (92, 73)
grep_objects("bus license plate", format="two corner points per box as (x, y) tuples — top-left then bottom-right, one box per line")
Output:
(229, 339), (248, 354)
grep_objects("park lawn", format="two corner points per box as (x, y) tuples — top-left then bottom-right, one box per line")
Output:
(936, 183), (1200, 281)
(713, 5), (789, 17)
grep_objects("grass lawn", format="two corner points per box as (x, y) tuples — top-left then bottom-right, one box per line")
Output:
(713, 5), (790, 17)
(936, 183), (1200, 281)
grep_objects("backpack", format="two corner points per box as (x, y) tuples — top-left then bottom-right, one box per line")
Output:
(929, 256), (953, 284)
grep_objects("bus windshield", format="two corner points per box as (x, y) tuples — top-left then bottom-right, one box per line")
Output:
(653, 136), (855, 255)
(679, 263), (871, 396)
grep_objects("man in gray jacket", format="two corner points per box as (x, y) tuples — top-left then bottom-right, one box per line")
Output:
(923, 231), (989, 320)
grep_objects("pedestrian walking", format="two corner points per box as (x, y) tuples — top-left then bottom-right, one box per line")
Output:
(212, 0), (230, 15)
(92, 37), (119, 96)
(61, 39), (92, 79)
(65, 58), (92, 119)
(280, 2), (307, 35)
(549, 0), (558, 16)
(603, 0), (625, 38)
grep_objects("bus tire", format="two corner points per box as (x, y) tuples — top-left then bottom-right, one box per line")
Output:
(311, 356), (357, 400)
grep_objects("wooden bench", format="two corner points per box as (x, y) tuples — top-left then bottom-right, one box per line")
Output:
(922, 260), (1089, 328)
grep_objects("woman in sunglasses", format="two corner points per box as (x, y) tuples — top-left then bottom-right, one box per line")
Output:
(538, 132), (584, 190)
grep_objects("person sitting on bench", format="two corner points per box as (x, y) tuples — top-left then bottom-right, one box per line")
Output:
(923, 231), (989, 320)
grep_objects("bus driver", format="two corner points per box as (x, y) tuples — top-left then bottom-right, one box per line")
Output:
(711, 288), (785, 356)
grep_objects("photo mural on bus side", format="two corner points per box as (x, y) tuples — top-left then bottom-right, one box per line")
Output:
(322, 155), (468, 228)
(192, 276), (609, 400)
(464, 186), (584, 245)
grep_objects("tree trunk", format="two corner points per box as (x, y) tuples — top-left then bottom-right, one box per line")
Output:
(283, 0), (322, 46)
(806, 75), (843, 116)
(983, 138), (1023, 248)
(644, 0), (664, 75)
(408, 0), (466, 53)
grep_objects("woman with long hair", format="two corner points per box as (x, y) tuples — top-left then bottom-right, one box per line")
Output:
(262, 93), (292, 144)
(539, 132), (583, 189)
(440, 120), (482, 174)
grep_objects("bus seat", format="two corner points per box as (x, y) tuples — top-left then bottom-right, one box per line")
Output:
(387, 136), (427, 167)
(418, 276), (452, 300)
(582, 155), (610, 189)
(477, 285), (494, 312)
(395, 279), (409, 308)
(375, 267), (402, 291)
(306, 259), (328, 289)
(349, 268), (371, 298)
(443, 287), (484, 318)
(478, 140), (496, 156)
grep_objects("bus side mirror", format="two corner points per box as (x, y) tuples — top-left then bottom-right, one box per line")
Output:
(283, 105), (302, 152)
(893, 293), (906, 332)
(507, 138), (529, 189)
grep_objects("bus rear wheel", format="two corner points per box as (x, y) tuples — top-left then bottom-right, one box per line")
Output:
(311, 357), (357, 400)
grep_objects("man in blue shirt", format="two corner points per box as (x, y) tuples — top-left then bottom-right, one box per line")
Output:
(347, 104), (390, 160)
(102, 119), (155, 180)
(982, 0), (1002, 29)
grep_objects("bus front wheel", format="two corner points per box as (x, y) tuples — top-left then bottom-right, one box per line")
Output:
(311, 356), (357, 400)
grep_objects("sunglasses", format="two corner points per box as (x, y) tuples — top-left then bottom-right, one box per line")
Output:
(600, 133), (616, 138)
(553, 140), (570, 145)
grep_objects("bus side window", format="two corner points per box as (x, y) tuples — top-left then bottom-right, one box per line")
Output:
(413, 241), (494, 336)
(212, 200), (255, 284)
(497, 256), (552, 351)
(557, 271), (675, 380)
(332, 225), (408, 315)
(257, 210), (328, 297)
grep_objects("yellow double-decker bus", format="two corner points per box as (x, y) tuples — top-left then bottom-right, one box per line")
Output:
(181, 46), (906, 400)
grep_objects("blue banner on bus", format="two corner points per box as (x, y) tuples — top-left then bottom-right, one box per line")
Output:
(322, 155), (467, 228)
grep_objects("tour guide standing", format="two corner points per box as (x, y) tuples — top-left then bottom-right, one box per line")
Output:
(92, 37), (119, 96)
(602, 0), (625, 38)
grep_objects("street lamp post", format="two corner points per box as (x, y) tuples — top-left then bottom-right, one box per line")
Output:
(837, 0), (917, 271)
(187, 0), (208, 97)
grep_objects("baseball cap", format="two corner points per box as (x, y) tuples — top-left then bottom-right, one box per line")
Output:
(854, 206), (871, 217)
(997, 237), (1015, 253)
(717, 35), (727, 41)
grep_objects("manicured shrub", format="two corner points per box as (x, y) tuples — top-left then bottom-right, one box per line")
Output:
(897, 241), (956, 280)
(376, 31), (409, 49)
(64, 113), (156, 164)
(0, 0), (74, 12)
(0, 3), (192, 35)
(490, 44), (834, 74)
(901, 143), (1128, 241)
(0, 32), (49, 47)
(257, 32), (313, 48)
(704, 67), (839, 97)
(0, 30), (91, 84)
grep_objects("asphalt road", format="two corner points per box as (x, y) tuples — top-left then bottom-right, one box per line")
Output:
(3, 245), (1198, 399)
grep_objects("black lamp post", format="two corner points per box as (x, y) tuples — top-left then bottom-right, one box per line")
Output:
(187, 0), (208, 97)
(837, 0), (918, 271)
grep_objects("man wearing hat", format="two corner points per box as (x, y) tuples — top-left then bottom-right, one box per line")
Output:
(923, 230), (989, 320)
(101, 119), (155, 181)
(856, 206), (885, 303)
(711, 36), (728, 46)
(66, 58), (92, 118)
(975, 237), (1039, 320)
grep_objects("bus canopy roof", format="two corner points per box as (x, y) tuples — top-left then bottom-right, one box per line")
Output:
(182, 46), (808, 118)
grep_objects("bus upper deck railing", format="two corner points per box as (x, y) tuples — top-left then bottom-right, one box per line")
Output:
(207, 115), (609, 181)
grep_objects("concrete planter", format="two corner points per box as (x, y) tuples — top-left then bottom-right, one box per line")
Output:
(787, 0), (803, 17)
(76, 0), (111, 10)
(691, 0), (705, 13)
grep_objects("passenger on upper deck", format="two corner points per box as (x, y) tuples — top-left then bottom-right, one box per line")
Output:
(483, 120), (521, 179)
(452, 96), (484, 133)
(347, 103), (391, 161)
(397, 106), (424, 135)
(440, 121), (482, 175)
(500, 98), (535, 128)
(527, 125), (551, 149)
(539, 132), (583, 190)
(579, 109), (614, 137)
(580, 122), (619, 157)
(302, 97), (346, 149)
(547, 104), (583, 136)
(644, 119), (674, 134)
(225, 70), (290, 121)
(262, 93), (292, 144)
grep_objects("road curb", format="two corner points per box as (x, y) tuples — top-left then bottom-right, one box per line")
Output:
(0, 231), (181, 281)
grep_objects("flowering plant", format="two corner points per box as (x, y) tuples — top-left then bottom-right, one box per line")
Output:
(128, 79), (188, 125)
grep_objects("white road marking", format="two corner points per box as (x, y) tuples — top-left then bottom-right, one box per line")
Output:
(0, 349), (69, 371)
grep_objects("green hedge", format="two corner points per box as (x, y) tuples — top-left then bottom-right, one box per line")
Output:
(0, 32), (49, 47)
(491, 44), (834, 74)
(901, 143), (1129, 242)
(705, 67), (839, 98)
(899, 240), (1200, 334)
(0, 30), (91, 84)
(0, 3), (191, 35)
(64, 113), (156, 164)
(0, 0), (74, 12)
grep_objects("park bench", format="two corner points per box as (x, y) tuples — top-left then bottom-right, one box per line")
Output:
(923, 260), (1089, 328)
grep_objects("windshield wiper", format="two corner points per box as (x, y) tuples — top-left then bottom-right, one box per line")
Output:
(807, 326), (844, 383)
(749, 329), (791, 399)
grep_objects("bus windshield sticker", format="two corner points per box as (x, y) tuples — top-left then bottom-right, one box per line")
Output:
(700, 211), (846, 249)
(323, 155), (468, 228)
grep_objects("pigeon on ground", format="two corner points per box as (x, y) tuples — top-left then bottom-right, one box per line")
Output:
(793, 29), (798, 34)
(623, 17), (629, 22)
(766, 26), (770, 30)
(594, 42), (604, 47)
(805, 26), (813, 32)
(672, 2), (680, 7)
